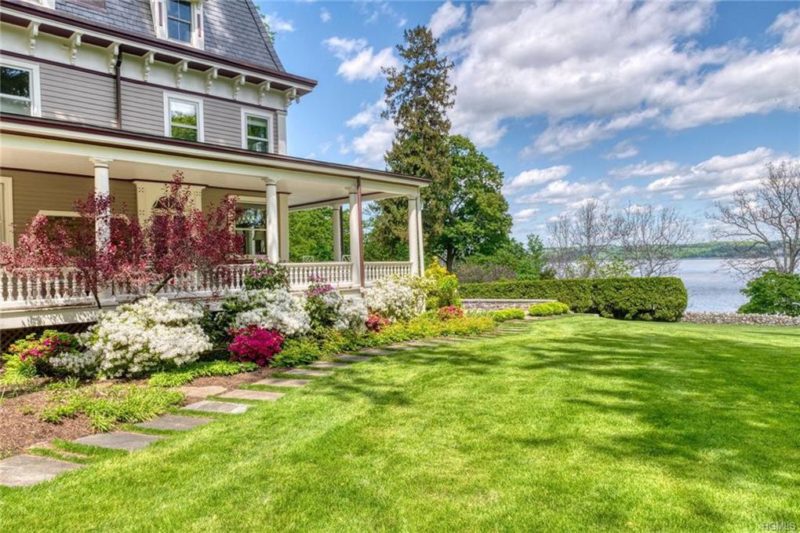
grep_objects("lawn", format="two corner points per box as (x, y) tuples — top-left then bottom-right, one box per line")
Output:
(1, 316), (798, 531)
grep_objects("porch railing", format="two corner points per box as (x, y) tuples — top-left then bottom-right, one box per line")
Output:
(0, 261), (412, 312)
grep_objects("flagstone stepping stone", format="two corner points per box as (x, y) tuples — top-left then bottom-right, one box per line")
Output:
(179, 385), (228, 397)
(359, 348), (394, 355)
(184, 400), (250, 414)
(0, 455), (83, 487)
(135, 414), (212, 431)
(334, 354), (370, 362)
(308, 361), (348, 369)
(283, 368), (331, 377)
(405, 341), (440, 348)
(73, 432), (162, 452)
(253, 377), (310, 388)
(218, 389), (283, 401)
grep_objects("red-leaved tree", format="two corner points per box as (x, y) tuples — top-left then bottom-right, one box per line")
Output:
(146, 172), (242, 293)
(0, 172), (242, 307)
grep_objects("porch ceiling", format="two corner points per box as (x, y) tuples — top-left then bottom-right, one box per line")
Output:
(0, 121), (424, 207)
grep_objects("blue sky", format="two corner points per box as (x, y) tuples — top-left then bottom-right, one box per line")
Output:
(258, 1), (800, 242)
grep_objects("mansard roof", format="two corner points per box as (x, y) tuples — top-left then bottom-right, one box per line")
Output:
(54, 0), (284, 72)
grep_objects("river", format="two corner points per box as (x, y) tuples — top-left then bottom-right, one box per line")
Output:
(674, 259), (747, 313)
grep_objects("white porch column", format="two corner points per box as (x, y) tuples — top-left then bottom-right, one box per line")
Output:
(278, 192), (290, 262)
(90, 157), (112, 251)
(348, 189), (362, 286)
(416, 195), (425, 272)
(408, 194), (420, 275)
(332, 205), (342, 262)
(264, 178), (280, 263)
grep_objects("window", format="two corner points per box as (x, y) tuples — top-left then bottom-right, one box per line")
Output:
(151, 0), (204, 48)
(0, 61), (40, 116)
(167, 0), (192, 43)
(241, 111), (273, 153)
(236, 204), (267, 255)
(164, 94), (203, 142)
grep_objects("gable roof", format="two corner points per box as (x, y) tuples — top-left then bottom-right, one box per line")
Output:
(54, 0), (284, 72)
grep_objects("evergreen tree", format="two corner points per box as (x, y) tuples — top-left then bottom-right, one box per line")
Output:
(369, 26), (455, 262)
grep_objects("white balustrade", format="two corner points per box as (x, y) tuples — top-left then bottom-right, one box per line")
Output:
(364, 261), (412, 283)
(1, 261), (406, 312)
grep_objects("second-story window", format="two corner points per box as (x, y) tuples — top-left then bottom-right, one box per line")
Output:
(167, 0), (192, 43)
(164, 94), (203, 142)
(242, 111), (272, 153)
(0, 61), (40, 116)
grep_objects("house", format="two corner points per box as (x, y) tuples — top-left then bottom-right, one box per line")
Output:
(0, 0), (427, 329)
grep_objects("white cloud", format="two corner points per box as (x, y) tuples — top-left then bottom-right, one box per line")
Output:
(262, 13), (294, 33)
(504, 165), (571, 192)
(610, 160), (679, 179)
(443, 3), (799, 152)
(513, 208), (539, 222)
(518, 180), (612, 205)
(342, 100), (395, 168)
(323, 37), (399, 82)
(605, 140), (639, 160)
(645, 146), (799, 199)
(320, 7), (331, 23)
(429, 1), (467, 39)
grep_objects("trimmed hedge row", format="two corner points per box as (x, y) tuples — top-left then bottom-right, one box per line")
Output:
(461, 277), (688, 322)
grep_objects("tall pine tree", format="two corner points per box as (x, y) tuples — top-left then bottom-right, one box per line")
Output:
(368, 26), (455, 262)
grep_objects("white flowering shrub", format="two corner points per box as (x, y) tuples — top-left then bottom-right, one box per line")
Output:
(334, 296), (368, 332)
(363, 275), (426, 322)
(48, 351), (100, 379)
(231, 288), (311, 337)
(84, 296), (212, 377)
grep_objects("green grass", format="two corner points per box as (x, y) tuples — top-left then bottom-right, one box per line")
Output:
(1, 316), (798, 531)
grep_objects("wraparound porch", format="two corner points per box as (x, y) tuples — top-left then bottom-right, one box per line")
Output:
(0, 116), (428, 329)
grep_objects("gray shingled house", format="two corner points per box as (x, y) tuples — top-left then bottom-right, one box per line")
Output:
(0, 0), (427, 329)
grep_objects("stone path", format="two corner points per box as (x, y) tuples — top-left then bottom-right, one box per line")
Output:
(253, 377), (310, 388)
(73, 432), (162, 452)
(218, 389), (284, 401)
(0, 455), (83, 487)
(184, 400), (250, 414)
(136, 414), (212, 431)
(2, 327), (533, 487)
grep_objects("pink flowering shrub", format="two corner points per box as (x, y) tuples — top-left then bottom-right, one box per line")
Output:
(437, 306), (464, 321)
(228, 326), (284, 367)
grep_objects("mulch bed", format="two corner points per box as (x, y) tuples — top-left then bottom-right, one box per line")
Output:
(0, 366), (284, 458)
(0, 390), (94, 459)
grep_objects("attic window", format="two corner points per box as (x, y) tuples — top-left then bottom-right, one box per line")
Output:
(152, 0), (204, 49)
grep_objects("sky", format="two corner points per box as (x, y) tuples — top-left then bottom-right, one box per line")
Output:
(258, 0), (800, 243)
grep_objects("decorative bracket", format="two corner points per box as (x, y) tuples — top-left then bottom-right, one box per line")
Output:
(204, 67), (218, 94)
(27, 21), (39, 55)
(68, 31), (82, 65)
(106, 42), (120, 74)
(257, 81), (271, 105)
(232, 74), (246, 100)
(284, 87), (297, 107)
(142, 51), (155, 81)
(175, 59), (189, 88)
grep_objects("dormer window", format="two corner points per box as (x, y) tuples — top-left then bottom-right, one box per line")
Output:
(152, 0), (204, 49)
(167, 0), (193, 43)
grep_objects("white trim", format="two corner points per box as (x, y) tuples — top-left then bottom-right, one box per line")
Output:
(163, 91), (204, 142)
(0, 177), (14, 245)
(0, 58), (41, 117)
(37, 210), (79, 217)
(240, 108), (274, 154)
(21, 0), (55, 9)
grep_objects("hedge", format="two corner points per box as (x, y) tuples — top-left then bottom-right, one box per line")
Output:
(461, 277), (688, 322)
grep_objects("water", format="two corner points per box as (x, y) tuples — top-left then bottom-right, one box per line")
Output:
(674, 259), (747, 313)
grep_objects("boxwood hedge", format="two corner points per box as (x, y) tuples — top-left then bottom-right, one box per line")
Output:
(462, 277), (688, 322)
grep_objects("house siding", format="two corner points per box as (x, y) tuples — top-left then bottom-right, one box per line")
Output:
(120, 81), (164, 137)
(204, 99), (242, 148)
(40, 63), (117, 128)
(5, 170), (137, 240)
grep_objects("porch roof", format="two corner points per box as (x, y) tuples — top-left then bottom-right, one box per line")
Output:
(0, 114), (428, 207)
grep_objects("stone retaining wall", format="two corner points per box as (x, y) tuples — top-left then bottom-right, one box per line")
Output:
(463, 298), (554, 311)
(682, 312), (800, 327)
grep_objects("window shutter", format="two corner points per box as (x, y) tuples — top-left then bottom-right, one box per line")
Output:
(151, 0), (167, 39)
